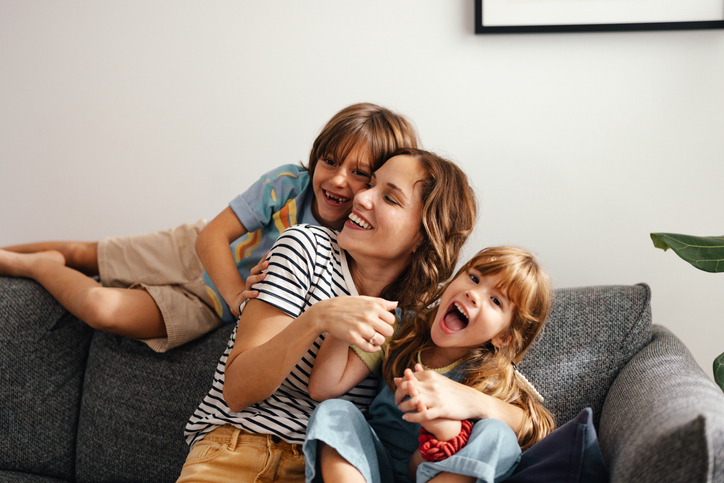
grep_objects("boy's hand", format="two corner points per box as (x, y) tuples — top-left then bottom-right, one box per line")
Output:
(231, 258), (269, 317)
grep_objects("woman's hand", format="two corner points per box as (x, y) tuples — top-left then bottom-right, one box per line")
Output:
(306, 296), (397, 353)
(394, 364), (524, 432)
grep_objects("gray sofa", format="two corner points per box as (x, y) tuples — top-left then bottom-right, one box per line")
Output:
(1, 276), (723, 482)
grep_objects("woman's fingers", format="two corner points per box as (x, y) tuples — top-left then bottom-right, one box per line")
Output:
(316, 296), (398, 345)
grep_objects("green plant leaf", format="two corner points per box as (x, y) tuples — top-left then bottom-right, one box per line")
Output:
(715, 352), (724, 393)
(650, 233), (724, 273)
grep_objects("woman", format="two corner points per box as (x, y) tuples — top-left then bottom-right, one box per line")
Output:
(178, 148), (512, 482)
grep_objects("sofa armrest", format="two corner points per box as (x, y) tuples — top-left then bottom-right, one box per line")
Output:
(599, 325), (724, 483)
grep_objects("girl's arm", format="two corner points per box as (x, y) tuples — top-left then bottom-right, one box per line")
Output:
(224, 296), (397, 412)
(398, 368), (463, 440)
(308, 297), (397, 401)
(395, 365), (525, 433)
(308, 335), (374, 401)
(196, 206), (252, 315)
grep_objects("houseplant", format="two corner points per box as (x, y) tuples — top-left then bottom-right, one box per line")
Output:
(650, 233), (724, 391)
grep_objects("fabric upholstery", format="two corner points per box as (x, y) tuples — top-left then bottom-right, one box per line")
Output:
(2, 277), (723, 482)
(74, 324), (234, 483)
(518, 284), (653, 428)
(600, 325), (724, 483)
(0, 277), (94, 481)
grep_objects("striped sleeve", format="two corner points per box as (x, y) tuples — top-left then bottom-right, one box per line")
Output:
(252, 225), (319, 317)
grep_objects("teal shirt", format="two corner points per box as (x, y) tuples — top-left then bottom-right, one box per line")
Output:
(202, 164), (319, 323)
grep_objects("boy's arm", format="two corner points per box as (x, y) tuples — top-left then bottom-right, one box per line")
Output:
(196, 206), (249, 315)
(308, 334), (374, 401)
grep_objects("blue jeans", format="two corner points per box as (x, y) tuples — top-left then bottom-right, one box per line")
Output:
(303, 399), (521, 483)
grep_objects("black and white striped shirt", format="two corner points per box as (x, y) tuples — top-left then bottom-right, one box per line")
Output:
(184, 225), (379, 446)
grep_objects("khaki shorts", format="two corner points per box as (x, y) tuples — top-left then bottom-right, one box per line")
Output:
(97, 220), (221, 352)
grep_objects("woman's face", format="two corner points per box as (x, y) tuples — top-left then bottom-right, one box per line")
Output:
(337, 154), (425, 270)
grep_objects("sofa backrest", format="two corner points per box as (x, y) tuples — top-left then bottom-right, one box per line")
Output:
(518, 283), (653, 429)
(0, 277), (655, 482)
(0, 277), (95, 481)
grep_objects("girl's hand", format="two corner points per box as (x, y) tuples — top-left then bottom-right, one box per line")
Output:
(396, 364), (526, 433)
(307, 296), (397, 353)
(395, 364), (489, 424)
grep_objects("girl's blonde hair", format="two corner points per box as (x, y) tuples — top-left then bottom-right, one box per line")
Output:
(377, 148), (477, 316)
(306, 103), (419, 177)
(383, 246), (555, 449)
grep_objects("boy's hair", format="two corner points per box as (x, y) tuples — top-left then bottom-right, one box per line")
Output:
(306, 103), (419, 177)
(383, 246), (555, 450)
(379, 147), (477, 316)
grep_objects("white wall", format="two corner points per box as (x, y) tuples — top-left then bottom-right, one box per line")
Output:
(2, 1), (723, 378)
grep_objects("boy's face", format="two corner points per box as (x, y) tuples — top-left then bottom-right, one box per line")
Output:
(312, 143), (373, 230)
(430, 271), (515, 359)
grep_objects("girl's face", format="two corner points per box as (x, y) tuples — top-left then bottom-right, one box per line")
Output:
(312, 142), (373, 230)
(337, 154), (424, 270)
(430, 270), (515, 360)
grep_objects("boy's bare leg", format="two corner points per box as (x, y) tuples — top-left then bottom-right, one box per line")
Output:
(0, 249), (166, 339)
(2, 241), (100, 276)
(319, 443), (366, 483)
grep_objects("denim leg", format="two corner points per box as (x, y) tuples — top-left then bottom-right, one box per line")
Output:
(416, 418), (522, 483)
(304, 399), (394, 483)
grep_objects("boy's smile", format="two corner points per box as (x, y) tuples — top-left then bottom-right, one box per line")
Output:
(312, 142), (372, 231)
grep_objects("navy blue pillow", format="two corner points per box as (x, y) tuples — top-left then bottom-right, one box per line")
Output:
(505, 407), (608, 483)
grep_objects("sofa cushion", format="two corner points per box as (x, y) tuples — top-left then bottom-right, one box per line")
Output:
(506, 407), (608, 483)
(74, 323), (235, 483)
(600, 325), (724, 482)
(0, 470), (70, 482)
(518, 284), (652, 428)
(0, 277), (94, 481)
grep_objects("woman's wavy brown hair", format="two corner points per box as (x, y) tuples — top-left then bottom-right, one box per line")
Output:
(382, 246), (555, 450)
(378, 148), (477, 316)
(306, 103), (419, 176)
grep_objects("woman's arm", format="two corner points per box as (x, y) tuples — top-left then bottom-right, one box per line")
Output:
(223, 299), (324, 411)
(224, 295), (398, 412)
(395, 365), (525, 433)
(195, 206), (250, 315)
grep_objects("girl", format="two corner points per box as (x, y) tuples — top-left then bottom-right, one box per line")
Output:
(0, 103), (418, 352)
(304, 246), (555, 483)
(178, 149), (485, 482)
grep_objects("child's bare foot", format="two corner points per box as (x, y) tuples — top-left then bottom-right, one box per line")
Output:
(0, 249), (65, 278)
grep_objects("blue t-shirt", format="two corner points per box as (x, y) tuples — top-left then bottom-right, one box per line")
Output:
(203, 164), (319, 323)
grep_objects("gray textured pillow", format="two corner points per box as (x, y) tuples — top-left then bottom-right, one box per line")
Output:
(74, 323), (235, 483)
(518, 284), (653, 428)
(600, 325), (724, 482)
(0, 277), (94, 481)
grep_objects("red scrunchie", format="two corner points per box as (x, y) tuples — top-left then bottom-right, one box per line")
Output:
(418, 420), (473, 462)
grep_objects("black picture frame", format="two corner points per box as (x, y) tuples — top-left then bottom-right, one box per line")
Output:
(475, 0), (724, 34)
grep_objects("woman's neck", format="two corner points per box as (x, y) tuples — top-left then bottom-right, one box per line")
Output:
(346, 252), (406, 297)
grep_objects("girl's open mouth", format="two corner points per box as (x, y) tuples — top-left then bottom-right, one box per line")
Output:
(442, 302), (469, 332)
